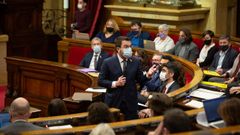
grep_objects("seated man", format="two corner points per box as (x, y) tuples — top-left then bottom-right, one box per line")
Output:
(208, 35), (238, 76)
(209, 53), (240, 83)
(0, 97), (44, 134)
(80, 37), (109, 71)
(126, 20), (150, 48)
(138, 93), (173, 118)
(167, 28), (199, 62)
(138, 55), (175, 104)
(140, 62), (182, 103)
(148, 108), (192, 135)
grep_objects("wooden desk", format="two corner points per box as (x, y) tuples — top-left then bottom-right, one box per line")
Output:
(23, 108), (203, 135)
(6, 57), (99, 116)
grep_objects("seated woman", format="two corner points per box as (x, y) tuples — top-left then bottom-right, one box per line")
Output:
(218, 98), (240, 126)
(138, 93), (173, 118)
(96, 18), (121, 43)
(154, 24), (175, 52)
(196, 30), (218, 68)
(134, 49), (150, 72)
(167, 28), (199, 62)
(87, 102), (113, 124)
(48, 98), (68, 116)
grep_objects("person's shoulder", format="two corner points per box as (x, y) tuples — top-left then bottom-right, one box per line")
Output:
(103, 55), (117, 63)
(101, 51), (110, 57)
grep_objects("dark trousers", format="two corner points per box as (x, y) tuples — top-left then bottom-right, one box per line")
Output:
(119, 101), (138, 120)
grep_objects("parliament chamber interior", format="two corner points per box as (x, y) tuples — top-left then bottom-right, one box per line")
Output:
(0, 0), (240, 135)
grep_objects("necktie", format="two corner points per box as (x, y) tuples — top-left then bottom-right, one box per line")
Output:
(94, 54), (98, 70)
(162, 85), (167, 94)
(232, 55), (240, 78)
(122, 60), (127, 76)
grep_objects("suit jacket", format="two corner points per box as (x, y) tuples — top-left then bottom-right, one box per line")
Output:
(98, 56), (149, 118)
(209, 48), (238, 73)
(158, 81), (180, 93)
(167, 41), (199, 62)
(0, 121), (44, 135)
(79, 51), (109, 71)
(144, 71), (162, 92)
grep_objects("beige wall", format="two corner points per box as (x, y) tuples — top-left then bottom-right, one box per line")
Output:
(0, 35), (8, 85)
(196, 0), (237, 36)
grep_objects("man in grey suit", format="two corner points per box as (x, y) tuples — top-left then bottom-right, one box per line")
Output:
(167, 28), (199, 62)
(0, 97), (44, 135)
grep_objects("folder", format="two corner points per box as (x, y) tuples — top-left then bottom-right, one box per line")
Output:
(201, 81), (227, 89)
(203, 70), (221, 77)
(189, 88), (225, 100)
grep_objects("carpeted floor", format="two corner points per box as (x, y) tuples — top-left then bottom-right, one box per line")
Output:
(0, 85), (6, 111)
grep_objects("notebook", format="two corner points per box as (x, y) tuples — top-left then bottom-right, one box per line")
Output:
(203, 96), (226, 128)
(144, 40), (156, 50)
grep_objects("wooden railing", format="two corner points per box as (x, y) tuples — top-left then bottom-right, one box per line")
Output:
(23, 108), (204, 135)
(57, 38), (204, 101)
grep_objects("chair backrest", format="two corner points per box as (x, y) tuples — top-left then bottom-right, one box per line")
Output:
(67, 46), (92, 65)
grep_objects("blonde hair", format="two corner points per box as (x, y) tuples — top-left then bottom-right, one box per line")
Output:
(103, 18), (119, 33)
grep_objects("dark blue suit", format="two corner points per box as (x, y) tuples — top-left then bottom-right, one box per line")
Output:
(79, 51), (109, 71)
(98, 55), (149, 119)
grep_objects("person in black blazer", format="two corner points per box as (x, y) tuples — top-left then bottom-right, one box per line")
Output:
(80, 37), (109, 71)
(0, 97), (44, 134)
(209, 35), (238, 75)
(98, 36), (157, 120)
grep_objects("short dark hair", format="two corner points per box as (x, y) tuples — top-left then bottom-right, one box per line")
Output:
(87, 102), (113, 124)
(180, 28), (192, 44)
(219, 34), (231, 42)
(162, 62), (180, 81)
(48, 98), (68, 116)
(163, 108), (192, 133)
(161, 55), (174, 62)
(131, 20), (142, 28)
(148, 93), (173, 116)
(202, 30), (214, 38)
(115, 36), (131, 48)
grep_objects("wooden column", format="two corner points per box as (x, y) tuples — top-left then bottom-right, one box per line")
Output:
(0, 35), (8, 85)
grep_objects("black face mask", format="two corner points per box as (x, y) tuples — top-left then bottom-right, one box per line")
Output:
(219, 45), (229, 52)
(106, 27), (114, 33)
(204, 39), (211, 45)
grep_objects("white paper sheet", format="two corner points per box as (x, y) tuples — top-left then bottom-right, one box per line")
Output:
(190, 88), (225, 100)
(72, 92), (92, 101)
(85, 87), (106, 93)
(49, 125), (72, 130)
(185, 100), (203, 108)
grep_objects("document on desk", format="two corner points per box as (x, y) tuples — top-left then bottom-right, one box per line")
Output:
(72, 92), (93, 101)
(77, 68), (96, 73)
(201, 81), (227, 89)
(85, 87), (106, 93)
(190, 88), (225, 100)
(203, 70), (221, 77)
(88, 72), (99, 77)
(185, 100), (203, 108)
(49, 125), (72, 130)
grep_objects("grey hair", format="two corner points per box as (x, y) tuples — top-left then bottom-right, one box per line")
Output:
(158, 24), (169, 31)
(9, 97), (30, 118)
(90, 123), (115, 135)
(91, 37), (102, 44)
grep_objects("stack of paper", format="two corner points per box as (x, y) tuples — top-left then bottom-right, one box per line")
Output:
(201, 81), (227, 89)
(85, 87), (106, 93)
(190, 88), (225, 100)
(203, 70), (221, 77)
(185, 100), (203, 108)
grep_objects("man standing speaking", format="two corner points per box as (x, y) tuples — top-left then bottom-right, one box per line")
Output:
(98, 36), (157, 120)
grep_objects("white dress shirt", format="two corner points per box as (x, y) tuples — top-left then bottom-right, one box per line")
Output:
(89, 52), (100, 69)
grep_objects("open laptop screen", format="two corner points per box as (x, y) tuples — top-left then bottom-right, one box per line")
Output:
(203, 96), (226, 123)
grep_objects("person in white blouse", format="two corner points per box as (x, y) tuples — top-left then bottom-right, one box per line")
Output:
(154, 24), (175, 52)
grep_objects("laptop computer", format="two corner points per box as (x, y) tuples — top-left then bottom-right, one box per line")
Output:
(203, 96), (226, 128)
(144, 40), (156, 50)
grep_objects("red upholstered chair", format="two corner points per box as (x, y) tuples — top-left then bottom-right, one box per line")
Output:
(0, 85), (7, 111)
(168, 34), (179, 44)
(185, 72), (193, 84)
(67, 46), (92, 65)
(192, 38), (204, 50)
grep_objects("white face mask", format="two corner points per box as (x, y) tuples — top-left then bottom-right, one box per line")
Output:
(122, 47), (132, 59)
(77, 4), (83, 9)
(159, 71), (167, 81)
(93, 45), (101, 53)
